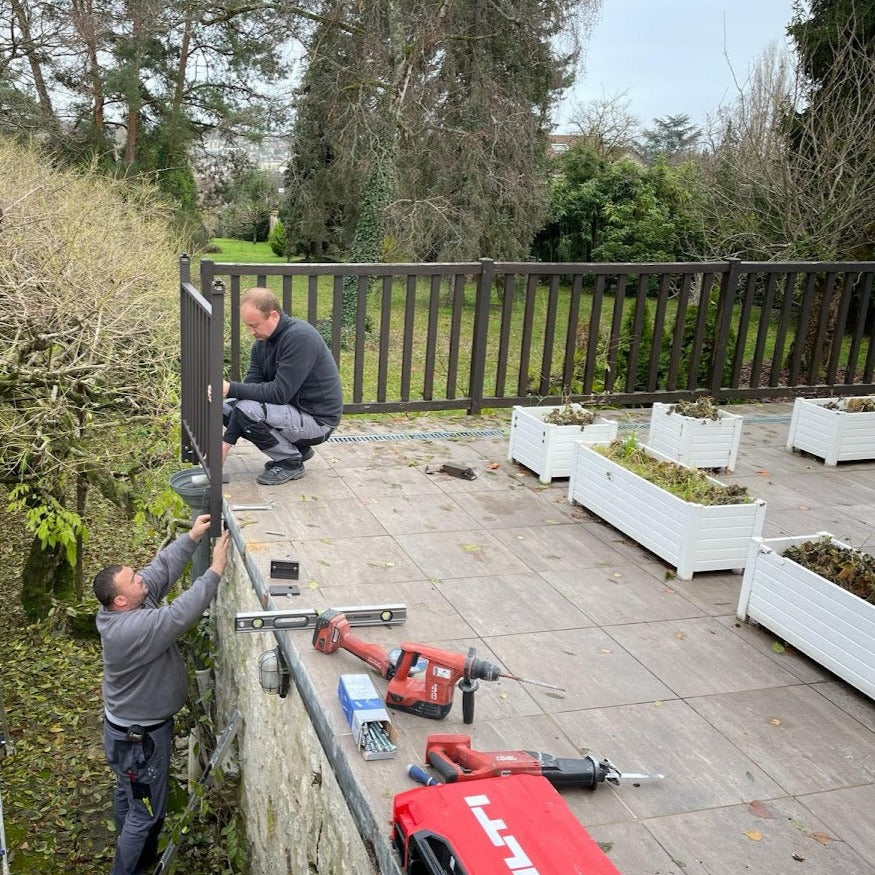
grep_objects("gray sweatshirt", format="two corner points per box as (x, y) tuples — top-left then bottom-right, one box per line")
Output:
(96, 534), (220, 724)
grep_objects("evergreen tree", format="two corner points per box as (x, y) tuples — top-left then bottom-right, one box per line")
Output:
(284, 0), (601, 263)
(640, 114), (701, 164)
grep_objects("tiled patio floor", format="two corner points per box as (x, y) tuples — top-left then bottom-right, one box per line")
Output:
(222, 402), (875, 875)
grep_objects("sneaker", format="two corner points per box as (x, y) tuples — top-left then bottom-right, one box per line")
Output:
(263, 446), (314, 469)
(256, 461), (305, 485)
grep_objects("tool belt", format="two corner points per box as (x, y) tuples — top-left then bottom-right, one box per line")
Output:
(105, 716), (171, 742)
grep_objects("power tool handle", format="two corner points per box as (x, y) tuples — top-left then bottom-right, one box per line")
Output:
(461, 685), (475, 724)
(427, 750), (463, 783)
(392, 646), (420, 680)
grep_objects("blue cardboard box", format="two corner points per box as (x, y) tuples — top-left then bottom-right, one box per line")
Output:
(337, 674), (396, 760)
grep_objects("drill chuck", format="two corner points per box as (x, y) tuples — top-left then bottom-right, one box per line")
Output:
(468, 657), (501, 682)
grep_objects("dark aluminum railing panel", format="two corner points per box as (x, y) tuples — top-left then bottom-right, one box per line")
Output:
(179, 256), (225, 535)
(180, 258), (875, 436)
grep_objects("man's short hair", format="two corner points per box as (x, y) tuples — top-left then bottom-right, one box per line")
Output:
(93, 565), (123, 607)
(242, 287), (281, 317)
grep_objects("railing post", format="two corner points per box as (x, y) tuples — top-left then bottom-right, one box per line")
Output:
(468, 258), (493, 414)
(209, 279), (225, 539)
(179, 253), (196, 463)
(711, 258), (742, 396)
(200, 258), (215, 301)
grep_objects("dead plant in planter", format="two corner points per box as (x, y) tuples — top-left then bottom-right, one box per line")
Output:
(598, 436), (752, 506)
(782, 536), (875, 606)
(669, 396), (721, 420)
(543, 402), (595, 427)
(823, 397), (875, 413)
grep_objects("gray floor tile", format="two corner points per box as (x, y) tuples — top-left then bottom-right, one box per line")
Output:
(283, 535), (427, 588)
(393, 529), (532, 579)
(644, 798), (874, 875)
(798, 785), (875, 863)
(761, 506), (873, 546)
(269, 495), (388, 540)
(606, 616), (802, 697)
(339, 465), (445, 498)
(437, 572), (595, 635)
(586, 821), (684, 875)
(790, 470), (875, 507)
(484, 628), (675, 711)
(667, 571), (743, 616)
(543, 565), (706, 625)
(723, 474), (817, 510)
(726, 445), (799, 477)
(687, 686), (875, 795)
(297, 578), (476, 643)
(429, 464), (524, 493)
(361, 493), (480, 535)
(453, 486), (578, 528)
(719, 615), (837, 684)
(489, 523), (633, 572)
(813, 682), (875, 732)
(552, 699), (785, 819)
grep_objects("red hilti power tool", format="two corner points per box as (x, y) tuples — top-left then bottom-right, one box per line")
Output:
(312, 609), (563, 721)
(422, 734), (664, 789)
(392, 774), (623, 874)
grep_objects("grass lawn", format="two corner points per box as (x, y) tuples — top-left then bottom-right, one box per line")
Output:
(205, 238), (287, 264)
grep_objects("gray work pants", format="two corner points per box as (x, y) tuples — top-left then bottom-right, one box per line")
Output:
(104, 718), (173, 875)
(223, 399), (333, 462)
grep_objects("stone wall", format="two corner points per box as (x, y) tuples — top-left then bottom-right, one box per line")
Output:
(211, 549), (390, 874)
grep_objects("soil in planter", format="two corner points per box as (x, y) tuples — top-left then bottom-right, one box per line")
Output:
(543, 403), (595, 426)
(822, 397), (875, 413)
(669, 396), (721, 420)
(598, 436), (752, 506)
(783, 536), (875, 606)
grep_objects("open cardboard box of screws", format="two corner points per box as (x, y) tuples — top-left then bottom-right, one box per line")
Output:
(338, 673), (398, 761)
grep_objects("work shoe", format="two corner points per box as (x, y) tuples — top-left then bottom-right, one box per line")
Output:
(256, 460), (305, 485)
(263, 446), (313, 468)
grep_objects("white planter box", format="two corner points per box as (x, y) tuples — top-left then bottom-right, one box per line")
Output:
(647, 402), (743, 471)
(786, 396), (875, 465)
(508, 405), (618, 484)
(568, 443), (766, 580)
(738, 534), (875, 700)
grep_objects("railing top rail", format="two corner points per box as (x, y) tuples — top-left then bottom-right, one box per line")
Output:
(493, 260), (730, 274)
(206, 260), (482, 277)
(203, 258), (875, 280)
(181, 280), (213, 313)
(733, 260), (875, 272)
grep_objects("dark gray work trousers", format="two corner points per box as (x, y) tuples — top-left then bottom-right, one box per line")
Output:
(103, 717), (173, 875)
(222, 399), (333, 462)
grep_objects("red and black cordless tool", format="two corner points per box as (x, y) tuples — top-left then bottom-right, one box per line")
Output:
(312, 609), (563, 721)
(422, 734), (664, 789)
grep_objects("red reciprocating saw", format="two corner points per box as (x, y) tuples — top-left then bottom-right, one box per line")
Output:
(423, 734), (664, 789)
(312, 610), (564, 721)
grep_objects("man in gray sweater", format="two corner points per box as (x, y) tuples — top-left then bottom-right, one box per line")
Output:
(93, 514), (230, 875)
(218, 286), (343, 485)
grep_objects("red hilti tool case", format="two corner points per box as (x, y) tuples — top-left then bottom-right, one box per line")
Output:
(392, 773), (623, 874)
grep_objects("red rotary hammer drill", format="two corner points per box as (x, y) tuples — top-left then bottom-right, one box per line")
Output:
(312, 609), (562, 721)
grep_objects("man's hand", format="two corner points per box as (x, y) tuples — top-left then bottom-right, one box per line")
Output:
(207, 381), (230, 402)
(189, 514), (212, 542)
(210, 530), (231, 575)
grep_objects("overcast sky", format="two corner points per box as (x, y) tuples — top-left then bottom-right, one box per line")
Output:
(554, 0), (799, 131)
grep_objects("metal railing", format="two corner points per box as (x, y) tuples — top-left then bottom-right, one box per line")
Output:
(180, 255), (875, 504)
(179, 258), (227, 535)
